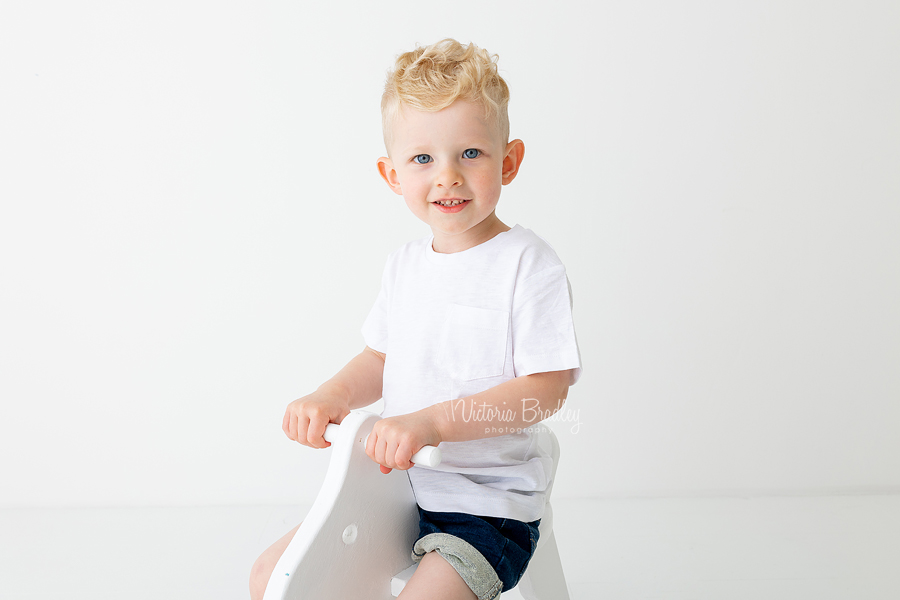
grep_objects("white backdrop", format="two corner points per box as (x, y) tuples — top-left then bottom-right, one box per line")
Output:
(1, 1), (898, 508)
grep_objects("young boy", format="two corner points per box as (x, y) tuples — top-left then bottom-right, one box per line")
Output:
(250, 39), (581, 600)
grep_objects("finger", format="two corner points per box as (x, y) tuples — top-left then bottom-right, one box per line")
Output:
(365, 429), (376, 460)
(380, 465), (392, 474)
(375, 435), (388, 468)
(398, 449), (413, 471)
(294, 406), (309, 443)
(307, 415), (329, 449)
(395, 444), (414, 471)
(296, 413), (310, 446)
(386, 439), (404, 470)
(374, 430), (393, 468)
(289, 411), (300, 442)
(282, 409), (292, 439)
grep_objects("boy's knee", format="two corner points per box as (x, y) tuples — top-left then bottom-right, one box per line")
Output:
(249, 553), (275, 599)
(250, 522), (302, 600)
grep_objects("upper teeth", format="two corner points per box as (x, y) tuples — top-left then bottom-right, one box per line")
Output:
(437, 199), (465, 206)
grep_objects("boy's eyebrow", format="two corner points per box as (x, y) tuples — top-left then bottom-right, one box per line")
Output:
(397, 138), (497, 156)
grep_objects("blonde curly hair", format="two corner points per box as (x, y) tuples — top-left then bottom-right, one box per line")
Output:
(381, 39), (511, 152)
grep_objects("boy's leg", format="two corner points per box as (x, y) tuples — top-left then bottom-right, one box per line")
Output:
(398, 551), (478, 600)
(249, 522), (301, 600)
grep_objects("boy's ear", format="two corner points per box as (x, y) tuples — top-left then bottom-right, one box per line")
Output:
(377, 156), (403, 195)
(501, 139), (525, 185)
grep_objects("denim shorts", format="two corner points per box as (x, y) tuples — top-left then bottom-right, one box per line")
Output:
(411, 506), (541, 600)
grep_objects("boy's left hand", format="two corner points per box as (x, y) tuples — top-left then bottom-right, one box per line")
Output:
(365, 408), (442, 474)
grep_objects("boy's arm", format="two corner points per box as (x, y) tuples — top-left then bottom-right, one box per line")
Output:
(428, 369), (571, 442)
(283, 346), (385, 448)
(366, 369), (571, 472)
(320, 346), (386, 410)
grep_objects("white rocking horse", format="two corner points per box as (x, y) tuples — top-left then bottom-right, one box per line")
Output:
(263, 410), (571, 599)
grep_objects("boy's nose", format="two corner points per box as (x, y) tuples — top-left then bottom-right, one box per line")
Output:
(435, 163), (462, 188)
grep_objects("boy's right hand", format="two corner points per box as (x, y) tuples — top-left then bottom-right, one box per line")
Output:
(282, 389), (351, 449)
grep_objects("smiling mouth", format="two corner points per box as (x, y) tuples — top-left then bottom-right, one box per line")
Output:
(432, 199), (470, 207)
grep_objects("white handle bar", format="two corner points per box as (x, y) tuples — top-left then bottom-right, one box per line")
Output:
(323, 423), (442, 467)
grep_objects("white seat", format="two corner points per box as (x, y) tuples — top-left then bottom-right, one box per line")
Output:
(265, 410), (571, 599)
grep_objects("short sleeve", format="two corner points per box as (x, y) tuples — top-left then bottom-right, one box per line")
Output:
(361, 266), (390, 354)
(511, 265), (582, 384)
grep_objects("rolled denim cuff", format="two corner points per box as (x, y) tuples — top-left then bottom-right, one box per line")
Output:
(412, 532), (503, 600)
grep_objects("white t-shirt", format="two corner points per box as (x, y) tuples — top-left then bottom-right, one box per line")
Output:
(361, 225), (582, 522)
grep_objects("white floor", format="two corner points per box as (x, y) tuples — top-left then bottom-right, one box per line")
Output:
(1, 495), (898, 599)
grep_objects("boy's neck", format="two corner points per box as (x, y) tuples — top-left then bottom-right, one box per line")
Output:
(431, 214), (511, 254)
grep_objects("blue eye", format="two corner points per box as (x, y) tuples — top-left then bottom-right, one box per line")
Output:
(463, 149), (480, 159)
(413, 154), (432, 164)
